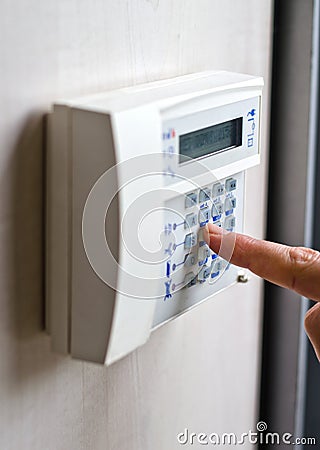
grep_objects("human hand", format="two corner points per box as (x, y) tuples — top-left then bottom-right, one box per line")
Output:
(206, 223), (320, 361)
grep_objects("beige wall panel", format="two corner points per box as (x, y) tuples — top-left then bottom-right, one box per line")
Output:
(0, 1), (272, 449)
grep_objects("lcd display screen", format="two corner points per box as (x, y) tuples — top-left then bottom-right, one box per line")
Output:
(179, 117), (243, 163)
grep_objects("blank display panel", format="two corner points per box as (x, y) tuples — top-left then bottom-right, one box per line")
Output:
(179, 117), (243, 163)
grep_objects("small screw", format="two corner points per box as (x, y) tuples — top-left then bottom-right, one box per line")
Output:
(237, 272), (249, 283)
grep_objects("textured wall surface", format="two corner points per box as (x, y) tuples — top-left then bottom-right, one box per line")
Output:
(0, 1), (272, 449)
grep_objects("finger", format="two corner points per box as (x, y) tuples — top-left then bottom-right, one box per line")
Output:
(304, 302), (320, 361)
(207, 223), (320, 301)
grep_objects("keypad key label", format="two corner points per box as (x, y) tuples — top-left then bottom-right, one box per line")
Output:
(185, 212), (197, 229)
(199, 207), (211, 227)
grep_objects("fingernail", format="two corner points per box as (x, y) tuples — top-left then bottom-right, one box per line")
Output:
(203, 224), (210, 245)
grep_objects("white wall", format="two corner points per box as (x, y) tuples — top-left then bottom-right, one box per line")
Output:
(0, 1), (273, 449)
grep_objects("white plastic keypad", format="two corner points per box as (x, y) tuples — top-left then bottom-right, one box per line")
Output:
(153, 171), (245, 327)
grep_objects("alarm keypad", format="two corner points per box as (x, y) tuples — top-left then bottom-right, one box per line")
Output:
(168, 176), (240, 291)
(160, 170), (243, 324)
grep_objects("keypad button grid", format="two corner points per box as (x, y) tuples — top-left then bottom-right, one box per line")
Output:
(163, 175), (240, 297)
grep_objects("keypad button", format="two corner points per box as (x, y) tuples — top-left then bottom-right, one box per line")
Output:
(198, 244), (210, 266)
(213, 259), (223, 272)
(211, 259), (223, 278)
(225, 178), (237, 192)
(212, 204), (221, 222)
(198, 228), (208, 246)
(224, 215), (236, 230)
(185, 253), (196, 267)
(224, 197), (233, 213)
(198, 265), (211, 282)
(199, 187), (211, 203)
(224, 197), (236, 216)
(215, 200), (224, 215)
(185, 212), (198, 229)
(184, 272), (197, 288)
(199, 207), (211, 226)
(185, 192), (197, 208)
(184, 232), (197, 249)
(212, 182), (224, 197)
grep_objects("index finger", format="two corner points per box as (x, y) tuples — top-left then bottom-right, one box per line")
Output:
(207, 223), (320, 301)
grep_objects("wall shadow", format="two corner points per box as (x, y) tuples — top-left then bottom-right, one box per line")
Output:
(6, 112), (74, 392)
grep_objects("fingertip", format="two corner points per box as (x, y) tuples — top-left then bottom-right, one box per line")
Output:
(207, 223), (224, 235)
(202, 224), (210, 245)
(207, 224), (223, 254)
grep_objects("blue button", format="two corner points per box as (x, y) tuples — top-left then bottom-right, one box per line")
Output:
(166, 262), (170, 277)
